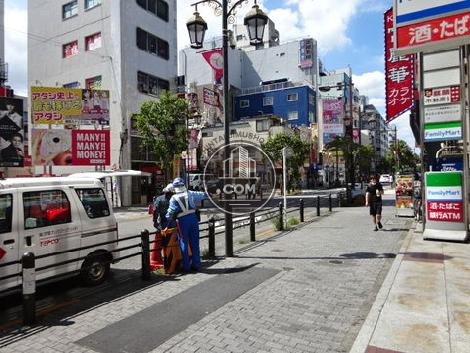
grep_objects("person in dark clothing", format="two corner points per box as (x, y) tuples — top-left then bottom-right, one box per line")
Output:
(365, 175), (384, 231)
(153, 183), (176, 230)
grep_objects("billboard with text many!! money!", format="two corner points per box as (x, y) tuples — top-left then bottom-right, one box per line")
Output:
(32, 129), (110, 166)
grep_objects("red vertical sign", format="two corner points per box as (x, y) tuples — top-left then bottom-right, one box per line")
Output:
(385, 8), (415, 122)
(72, 130), (110, 166)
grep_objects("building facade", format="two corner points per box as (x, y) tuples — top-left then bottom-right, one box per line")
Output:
(28, 0), (178, 205)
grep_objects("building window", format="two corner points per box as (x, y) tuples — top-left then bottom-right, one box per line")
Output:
(63, 40), (79, 58)
(85, 75), (102, 89)
(0, 194), (12, 234)
(309, 111), (315, 122)
(256, 120), (271, 132)
(288, 111), (299, 120)
(137, 71), (170, 96)
(287, 93), (298, 102)
(263, 96), (273, 106)
(136, 0), (169, 22)
(240, 100), (250, 108)
(23, 190), (72, 230)
(63, 1), (78, 20)
(76, 188), (110, 219)
(63, 81), (80, 88)
(136, 27), (169, 60)
(85, 32), (102, 51)
(85, 0), (101, 10)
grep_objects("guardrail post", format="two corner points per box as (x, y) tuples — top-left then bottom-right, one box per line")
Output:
(141, 229), (151, 280)
(317, 196), (321, 216)
(22, 252), (36, 326)
(299, 199), (304, 222)
(208, 217), (215, 258)
(279, 202), (284, 231)
(329, 194), (332, 212)
(250, 212), (256, 241)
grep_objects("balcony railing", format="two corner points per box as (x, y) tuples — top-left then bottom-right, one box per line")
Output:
(239, 81), (313, 96)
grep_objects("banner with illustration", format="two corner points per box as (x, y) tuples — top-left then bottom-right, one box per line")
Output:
(0, 97), (25, 167)
(32, 129), (110, 166)
(31, 87), (110, 126)
(322, 99), (344, 145)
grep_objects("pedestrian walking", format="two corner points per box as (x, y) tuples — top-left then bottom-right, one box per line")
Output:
(365, 175), (384, 231)
(166, 177), (208, 272)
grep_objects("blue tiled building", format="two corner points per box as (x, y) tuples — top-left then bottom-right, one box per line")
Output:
(234, 83), (316, 127)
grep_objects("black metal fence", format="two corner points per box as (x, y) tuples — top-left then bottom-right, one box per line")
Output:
(0, 193), (344, 326)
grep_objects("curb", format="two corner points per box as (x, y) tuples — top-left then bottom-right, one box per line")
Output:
(349, 225), (414, 353)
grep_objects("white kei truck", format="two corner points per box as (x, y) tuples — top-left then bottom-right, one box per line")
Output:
(0, 177), (119, 295)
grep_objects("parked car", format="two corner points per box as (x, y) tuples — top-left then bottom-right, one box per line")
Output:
(0, 177), (119, 296)
(379, 174), (393, 184)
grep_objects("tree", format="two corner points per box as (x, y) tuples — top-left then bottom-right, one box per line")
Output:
(327, 136), (359, 187)
(387, 140), (419, 174)
(262, 132), (310, 191)
(355, 144), (375, 180)
(134, 91), (189, 179)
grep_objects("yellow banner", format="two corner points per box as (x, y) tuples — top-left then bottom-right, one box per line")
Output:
(31, 87), (82, 124)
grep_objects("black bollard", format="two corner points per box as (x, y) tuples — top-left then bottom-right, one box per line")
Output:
(250, 212), (256, 242)
(22, 252), (36, 326)
(317, 196), (321, 216)
(329, 194), (332, 212)
(299, 199), (304, 222)
(208, 217), (215, 258)
(141, 229), (151, 280)
(279, 202), (284, 231)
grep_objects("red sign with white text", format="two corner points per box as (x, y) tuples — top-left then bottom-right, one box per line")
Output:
(427, 201), (464, 223)
(72, 130), (110, 166)
(385, 8), (415, 122)
(424, 86), (460, 106)
(397, 12), (470, 50)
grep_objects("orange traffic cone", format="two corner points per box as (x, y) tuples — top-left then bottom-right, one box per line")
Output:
(150, 232), (164, 270)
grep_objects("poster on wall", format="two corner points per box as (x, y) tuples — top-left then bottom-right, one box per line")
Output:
(426, 172), (464, 224)
(0, 97), (24, 167)
(32, 129), (110, 166)
(203, 88), (220, 107)
(322, 99), (344, 145)
(31, 87), (110, 126)
(299, 38), (314, 69)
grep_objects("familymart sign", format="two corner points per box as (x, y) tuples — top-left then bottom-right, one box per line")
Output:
(424, 121), (462, 141)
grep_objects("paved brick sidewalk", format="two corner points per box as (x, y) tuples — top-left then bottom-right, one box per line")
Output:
(0, 195), (408, 353)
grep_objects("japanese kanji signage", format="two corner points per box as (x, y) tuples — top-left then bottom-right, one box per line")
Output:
(424, 104), (462, 123)
(424, 86), (460, 105)
(203, 88), (220, 107)
(394, 0), (470, 54)
(385, 8), (414, 122)
(31, 87), (110, 126)
(426, 171), (464, 223)
(299, 38), (314, 69)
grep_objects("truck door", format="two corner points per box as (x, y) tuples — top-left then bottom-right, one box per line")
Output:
(20, 188), (82, 282)
(0, 192), (19, 293)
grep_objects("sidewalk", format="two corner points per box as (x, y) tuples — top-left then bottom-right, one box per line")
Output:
(0, 195), (408, 353)
(350, 226), (470, 353)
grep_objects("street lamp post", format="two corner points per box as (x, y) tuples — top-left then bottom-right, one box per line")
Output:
(186, 0), (268, 257)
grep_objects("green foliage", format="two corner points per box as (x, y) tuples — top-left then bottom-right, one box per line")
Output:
(287, 217), (300, 227)
(201, 248), (211, 260)
(355, 144), (375, 178)
(134, 91), (190, 173)
(327, 136), (359, 186)
(386, 140), (419, 174)
(271, 215), (283, 231)
(238, 239), (249, 245)
(262, 132), (310, 190)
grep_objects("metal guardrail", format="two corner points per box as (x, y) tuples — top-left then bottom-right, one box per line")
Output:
(0, 193), (344, 326)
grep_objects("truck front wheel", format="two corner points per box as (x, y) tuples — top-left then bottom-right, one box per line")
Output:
(80, 254), (110, 286)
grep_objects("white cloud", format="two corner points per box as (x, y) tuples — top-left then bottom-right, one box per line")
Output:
(353, 71), (385, 99)
(4, 0), (28, 96)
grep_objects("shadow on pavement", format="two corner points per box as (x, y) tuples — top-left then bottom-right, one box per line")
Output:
(237, 252), (397, 261)
(0, 268), (182, 346)
(199, 262), (260, 275)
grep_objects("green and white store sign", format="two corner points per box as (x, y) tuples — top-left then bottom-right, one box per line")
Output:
(424, 121), (462, 142)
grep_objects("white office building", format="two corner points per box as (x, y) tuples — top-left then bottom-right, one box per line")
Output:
(28, 0), (178, 205)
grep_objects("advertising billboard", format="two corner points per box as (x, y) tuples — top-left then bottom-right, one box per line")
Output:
(385, 8), (415, 122)
(322, 99), (344, 145)
(0, 97), (24, 167)
(32, 129), (110, 166)
(394, 0), (470, 54)
(31, 87), (110, 126)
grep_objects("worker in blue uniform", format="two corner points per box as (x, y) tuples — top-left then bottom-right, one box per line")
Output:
(166, 177), (208, 272)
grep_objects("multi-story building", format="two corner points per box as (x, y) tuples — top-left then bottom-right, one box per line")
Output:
(362, 104), (390, 159)
(232, 19), (279, 51)
(28, 0), (177, 205)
